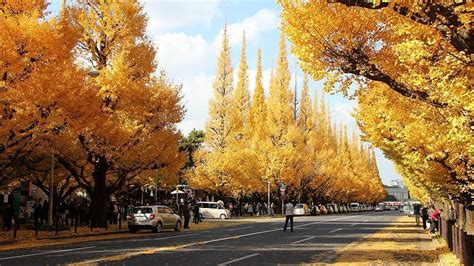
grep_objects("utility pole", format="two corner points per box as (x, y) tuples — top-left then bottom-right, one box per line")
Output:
(48, 152), (54, 225)
(267, 180), (271, 216)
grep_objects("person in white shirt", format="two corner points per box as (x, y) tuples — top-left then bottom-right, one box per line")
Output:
(283, 202), (294, 232)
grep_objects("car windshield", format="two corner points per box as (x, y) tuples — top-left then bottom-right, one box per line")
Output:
(133, 207), (153, 214)
(295, 204), (303, 208)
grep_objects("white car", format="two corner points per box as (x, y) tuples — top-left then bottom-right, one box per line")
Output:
(350, 203), (360, 212)
(293, 203), (310, 216)
(197, 201), (231, 219)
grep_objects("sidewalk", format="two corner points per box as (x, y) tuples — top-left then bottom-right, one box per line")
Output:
(325, 216), (459, 265)
(0, 219), (247, 252)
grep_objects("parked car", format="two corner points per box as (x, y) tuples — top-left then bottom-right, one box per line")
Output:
(319, 205), (328, 215)
(326, 205), (335, 214)
(128, 205), (182, 233)
(327, 204), (339, 214)
(310, 205), (321, 216)
(350, 203), (360, 212)
(293, 203), (311, 216)
(403, 205), (414, 217)
(375, 204), (384, 211)
(197, 201), (231, 219)
(341, 205), (348, 213)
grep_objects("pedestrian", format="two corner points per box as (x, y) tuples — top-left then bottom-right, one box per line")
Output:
(2, 203), (14, 231)
(429, 206), (440, 233)
(413, 203), (421, 226)
(256, 203), (261, 217)
(57, 201), (66, 225)
(193, 203), (200, 224)
(183, 203), (191, 229)
(283, 201), (294, 232)
(270, 202), (275, 216)
(33, 199), (43, 228)
(42, 200), (49, 224)
(421, 205), (429, 230)
(248, 203), (254, 216)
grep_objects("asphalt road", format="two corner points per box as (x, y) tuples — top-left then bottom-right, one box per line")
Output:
(0, 211), (405, 265)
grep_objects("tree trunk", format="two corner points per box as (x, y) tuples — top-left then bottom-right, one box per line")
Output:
(90, 158), (108, 228)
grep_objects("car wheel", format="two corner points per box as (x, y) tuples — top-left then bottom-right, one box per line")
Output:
(129, 226), (138, 233)
(174, 221), (182, 232)
(152, 222), (162, 233)
(220, 214), (226, 220)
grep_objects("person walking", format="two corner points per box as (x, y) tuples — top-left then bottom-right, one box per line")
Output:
(3, 203), (14, 231)
(413, 203), (421, 226)
(421, 205), (429, 230)
(42, 200), (48, 224)
(183, 203), (191, 229)
(193, 203), (200, 224)
(283, 201), (294, 232)
(33, 199), (43, 228)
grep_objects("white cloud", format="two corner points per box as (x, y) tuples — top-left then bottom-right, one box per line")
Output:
(144, 0), (221, 34)
(178, 74), (214, 134)
(215, 9), (279, 46)
(331, 102), (357, 130)
(155, 33), (214, 79)
(149, 8), (280, 135)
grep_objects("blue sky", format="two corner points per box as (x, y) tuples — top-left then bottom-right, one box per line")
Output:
(49, 0), (400, 185)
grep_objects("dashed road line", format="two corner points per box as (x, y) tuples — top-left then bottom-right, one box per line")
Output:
(329, 228), (343, 234)
(217, 253), (259, 266)
(292, 236), (316, 244)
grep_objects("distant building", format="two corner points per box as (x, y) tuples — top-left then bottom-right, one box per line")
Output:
(384, 179), (410, 201)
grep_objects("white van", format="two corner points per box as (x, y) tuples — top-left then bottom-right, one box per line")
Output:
(350, 203), (360, 212)
(197, 201), (231, 219)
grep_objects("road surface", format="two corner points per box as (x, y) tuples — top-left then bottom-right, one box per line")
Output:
(0, 211), (404, 265)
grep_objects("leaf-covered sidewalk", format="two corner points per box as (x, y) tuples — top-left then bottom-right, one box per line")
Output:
(326, 216), (457, 265)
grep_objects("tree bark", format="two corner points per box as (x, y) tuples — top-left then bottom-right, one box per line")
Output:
(90, 157), (108, 228)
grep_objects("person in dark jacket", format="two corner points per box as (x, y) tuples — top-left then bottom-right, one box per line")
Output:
(183, 203), (191, 229)
(421, 206), (429, 230)
(3, 203), (14, 231)
(193, 203), (200, 224)
(42, 200), (49, 224)
(33, 199), (43, 229)
(413, 204), (421, 226)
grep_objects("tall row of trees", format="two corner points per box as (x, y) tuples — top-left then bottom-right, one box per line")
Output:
(279, 0), (473, 205)
(1, 0), (184, 226)
(187, 26), (386, 205)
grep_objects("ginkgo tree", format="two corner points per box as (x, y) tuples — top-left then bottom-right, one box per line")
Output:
(1, 0), (185, 227)
(188, 26), (385, 207)
(279, 0), (473, 204)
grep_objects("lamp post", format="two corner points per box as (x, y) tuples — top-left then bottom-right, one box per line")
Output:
(48, 150), (54, 225)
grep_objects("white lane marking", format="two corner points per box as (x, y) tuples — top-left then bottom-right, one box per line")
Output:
(75, 215), (359, 264)
(329, 228), (343, 234)
(217, 253), (259, 266)
(0, 246), (94, 261)
(292, 236), (316, 244)
(227, 226), (254, 231)
(350, 223), (359, 227)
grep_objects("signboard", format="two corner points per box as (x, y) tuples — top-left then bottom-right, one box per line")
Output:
(279, 183), (286, 196)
